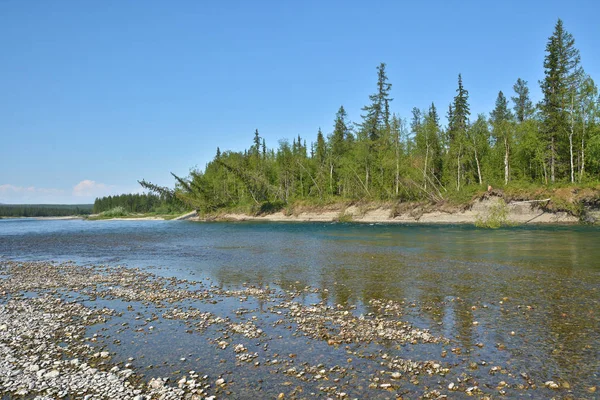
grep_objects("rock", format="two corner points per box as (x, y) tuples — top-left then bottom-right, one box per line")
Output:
(148, 378), (164, 389)
(391, 372), (401, 379)
(100, 351), (109, 358)
(544, 381), (559, 389)
(44, 369), (60, 379)
(215, 378), (225, 386)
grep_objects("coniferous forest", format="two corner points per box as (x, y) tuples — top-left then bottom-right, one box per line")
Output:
(0, 204), (92, 218)
(142, 19), (600, 214)
(92, 193), (184, 214)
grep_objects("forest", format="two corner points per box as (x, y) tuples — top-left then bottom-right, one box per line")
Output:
(92, 193), (184, 214)
(141, 19), (600, 215)
(0, 204), (92, 217)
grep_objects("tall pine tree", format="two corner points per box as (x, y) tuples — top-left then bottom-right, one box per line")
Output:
(540, 18), (583, 182)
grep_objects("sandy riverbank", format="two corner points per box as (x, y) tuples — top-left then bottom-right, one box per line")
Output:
(192, 196), (583, 225)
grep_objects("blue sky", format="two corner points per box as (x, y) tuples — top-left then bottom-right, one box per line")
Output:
(1, 0), (598, 204)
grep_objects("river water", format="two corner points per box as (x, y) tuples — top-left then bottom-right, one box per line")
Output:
(1, 219), (599, 398)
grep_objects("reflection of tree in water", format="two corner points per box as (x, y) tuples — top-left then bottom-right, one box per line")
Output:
(214, 265), (267, 288)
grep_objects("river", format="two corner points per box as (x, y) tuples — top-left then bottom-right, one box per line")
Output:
(0, 219), (598, 398)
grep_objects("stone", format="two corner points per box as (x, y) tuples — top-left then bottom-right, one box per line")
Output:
(545, 381), (559, 389)
(148, 378), (164, 389)
(44, 369), (60, 379)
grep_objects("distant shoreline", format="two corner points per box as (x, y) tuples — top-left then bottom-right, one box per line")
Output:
(0, 216), (85, 220)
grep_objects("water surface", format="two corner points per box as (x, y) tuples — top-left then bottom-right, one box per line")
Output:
(1, 219), (598, 397)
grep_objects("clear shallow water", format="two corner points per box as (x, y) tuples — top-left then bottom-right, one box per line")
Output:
(1, 219), (599, 397)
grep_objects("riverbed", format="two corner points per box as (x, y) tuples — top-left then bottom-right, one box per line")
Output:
(0, 219), (598, 398)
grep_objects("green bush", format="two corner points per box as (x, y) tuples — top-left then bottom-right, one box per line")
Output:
(336, 211), (353, 223)
(99, 206), (128, 218)
(475, 199), (510, 229)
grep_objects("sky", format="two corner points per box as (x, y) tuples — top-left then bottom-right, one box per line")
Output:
(1, 0), (599, 204)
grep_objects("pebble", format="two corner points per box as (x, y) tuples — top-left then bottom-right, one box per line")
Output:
(2, 259), (592, 399)
(545, 381), (560, 389)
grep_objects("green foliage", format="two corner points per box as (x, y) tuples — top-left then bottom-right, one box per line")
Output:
(93, 192), (184, 214)
(99, 206), (128, 218)
(475, 198), (511, 229)
(512, 78), (534, 122)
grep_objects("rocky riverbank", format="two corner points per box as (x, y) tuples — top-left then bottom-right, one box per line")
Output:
(0, 260), (596, 399)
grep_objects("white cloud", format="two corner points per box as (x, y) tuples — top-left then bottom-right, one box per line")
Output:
(0, 184), (66, 204)
(72, 180), (118, 198)
(0, 180), (142, 204)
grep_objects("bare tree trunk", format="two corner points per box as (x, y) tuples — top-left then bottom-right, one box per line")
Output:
(329, 163), (334, 195)
(423, 144), (429, 190)
(395, 157), (399, 196)
(474, 147), (482, 185)
(569, 132), (574, 183)
(504, 137), (510, 185)
(550, 137), (555, 184)
(580, 123), (585, 182)
(456, 146), (461, 192)
(471, 134), (482, 186)
(569, 94), (575, 183)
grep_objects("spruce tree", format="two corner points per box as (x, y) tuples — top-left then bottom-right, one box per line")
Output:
(448, 74), (471, 190)
(540, 18), (583, 182)
(253, 129), (261, 158)
(453, 74), (470, 132)
(360, 63), (393, 142)
(512, 78), (534, 122)
(425, 103), (443, 184)
(332, 106), (349, 158)
(316, 128), (326, 166)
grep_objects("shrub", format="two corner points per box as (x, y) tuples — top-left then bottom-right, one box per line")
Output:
(475, 199), (510, 229)
(99, 206), (128, 218)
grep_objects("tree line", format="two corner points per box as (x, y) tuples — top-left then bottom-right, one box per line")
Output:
(93, 193), (184, 214)
(0, 204), (93, 217)
(142, 19), (599, 214)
